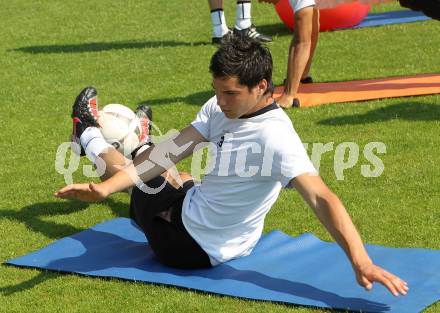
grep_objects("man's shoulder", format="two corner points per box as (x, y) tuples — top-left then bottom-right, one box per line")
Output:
(258, 114), (304, 151)
(202, 95), (218, 110)
(197, 96), (223, 119)
(259, 112), (295, 137)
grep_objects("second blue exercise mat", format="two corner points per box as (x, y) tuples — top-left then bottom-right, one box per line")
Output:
(355, 10), (431, 28)
(6, 218), (440, 312)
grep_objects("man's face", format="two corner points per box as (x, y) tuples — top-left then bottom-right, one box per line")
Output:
(212, 76), (262, 119)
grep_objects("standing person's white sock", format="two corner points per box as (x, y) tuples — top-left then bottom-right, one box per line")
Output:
(211, 9), (229, 38)
(235, 1), (252, 30)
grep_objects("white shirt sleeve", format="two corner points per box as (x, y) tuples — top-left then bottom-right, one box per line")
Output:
(191, 96), (217, 141)
(269, 121), (317, 187)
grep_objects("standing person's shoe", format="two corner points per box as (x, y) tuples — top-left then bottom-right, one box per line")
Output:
(212, 29), (233, 45)
(300, 76), (313, 84)
(292, 98), (300, 108)
(233, 25), (272, 42)
(71, 87), (100, 156)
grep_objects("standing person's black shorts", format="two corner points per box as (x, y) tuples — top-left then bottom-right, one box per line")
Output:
(129, 175), (212, 269)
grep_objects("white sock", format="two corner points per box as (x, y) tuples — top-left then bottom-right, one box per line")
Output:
(235, 1), (252, 30)
(210, 9), (229, 38)
(80, 127), (113, 164)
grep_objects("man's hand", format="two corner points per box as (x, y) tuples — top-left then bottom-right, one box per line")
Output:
(276, 93), (297, 109)
(355, 262), (409, 296)
(54, 183), (109, 202)
(292, 174), (409, 297)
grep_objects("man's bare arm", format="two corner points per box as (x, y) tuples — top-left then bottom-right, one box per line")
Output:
(132, 124), (207, 183)
(290, 173), (408, 296)
(55, 125), (207, 201)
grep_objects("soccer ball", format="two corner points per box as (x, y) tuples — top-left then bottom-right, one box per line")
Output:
(98, 104), (142, 156)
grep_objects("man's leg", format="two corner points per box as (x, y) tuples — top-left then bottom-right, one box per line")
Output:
(71, 86), (153, 188)
(95, 146), (130, 181)
(72, 88), (189, 226)
(71, 87), (210, 268)
(96, 103), (153, 182)
(129, 172), (212, 269)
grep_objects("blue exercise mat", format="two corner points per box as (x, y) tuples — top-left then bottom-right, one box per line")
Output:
(355, 10), (431, 29)
(6, 218), (440, 312)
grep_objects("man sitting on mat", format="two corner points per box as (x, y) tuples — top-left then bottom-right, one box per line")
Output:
(56, 34), (408, 297)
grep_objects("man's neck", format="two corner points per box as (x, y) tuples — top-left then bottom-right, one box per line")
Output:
(245, 95), (274, 116)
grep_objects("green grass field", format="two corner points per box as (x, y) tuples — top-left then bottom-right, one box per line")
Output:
(1, 1), (439, 312)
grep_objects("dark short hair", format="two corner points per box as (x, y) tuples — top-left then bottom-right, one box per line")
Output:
(209, 33), (274, 95)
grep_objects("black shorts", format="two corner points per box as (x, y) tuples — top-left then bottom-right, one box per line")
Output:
(129, 175), (212, 269)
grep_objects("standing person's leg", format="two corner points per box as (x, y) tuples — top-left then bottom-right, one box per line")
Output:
(276, 5), (315, 108)
(209, 0), (230, 44)
(301, 7), (319, 82)
(233, 0), (272, 42)
(235, 0), (252, 30)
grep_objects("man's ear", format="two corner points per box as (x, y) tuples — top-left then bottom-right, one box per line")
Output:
(257, 79), (268, 94)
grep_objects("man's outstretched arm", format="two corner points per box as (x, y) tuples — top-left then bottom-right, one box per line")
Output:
(55, 125), (207, 201)
(290, 173), (409, 296)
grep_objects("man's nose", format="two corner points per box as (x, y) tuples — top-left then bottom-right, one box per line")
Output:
(217, 95), (226, 108)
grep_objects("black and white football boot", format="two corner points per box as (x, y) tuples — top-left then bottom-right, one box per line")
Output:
(131, 103), (153, 160)
(233, 25), (272, 43)
(71, 87), (100, 156)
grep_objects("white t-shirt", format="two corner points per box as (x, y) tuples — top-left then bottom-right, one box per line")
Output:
(181, 96), (317, 265)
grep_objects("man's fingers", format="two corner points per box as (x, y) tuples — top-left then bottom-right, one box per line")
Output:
(359, 264), (409, 297)
(55, 188), (76, 197)
(54, 184), (91, 198)
(381, 277), (399, 296)
(89, 183), (99, 192)
(55, 185), (75, 195)
(57, 184), (89, 194)
(396, 281), (409, 295)
(55, 190), (77, 199)
(54, 182), (107, 202)
(383, 272), (408, 295)
(359, 276), (372, 291)
(374, 271), (406, 296)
